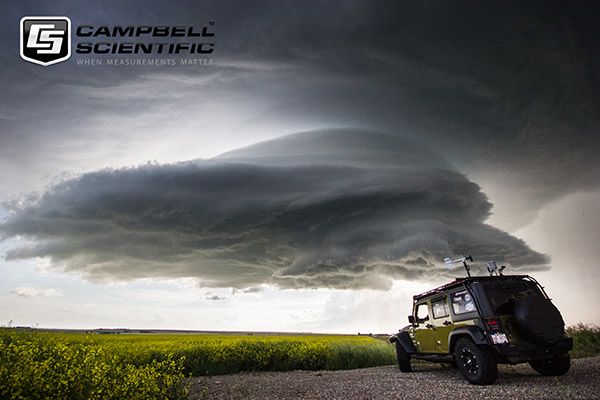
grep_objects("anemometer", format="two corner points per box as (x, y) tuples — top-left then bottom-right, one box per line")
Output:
(444, 255), (506, 277)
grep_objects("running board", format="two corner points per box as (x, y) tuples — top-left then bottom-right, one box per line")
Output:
(411, 354), (454, 363)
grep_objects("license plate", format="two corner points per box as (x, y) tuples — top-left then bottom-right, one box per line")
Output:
(491, 333), (508, 344)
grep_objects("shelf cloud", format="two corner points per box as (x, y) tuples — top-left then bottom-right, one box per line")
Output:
(0, 129), (547, 289)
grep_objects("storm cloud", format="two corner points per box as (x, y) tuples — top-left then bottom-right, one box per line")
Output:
(1, 1), (598, 217)
(0, 1), (597, 240)
(0, 129), (547, 289)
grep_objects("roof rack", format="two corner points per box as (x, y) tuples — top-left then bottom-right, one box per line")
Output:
(412, 275), (531, 301)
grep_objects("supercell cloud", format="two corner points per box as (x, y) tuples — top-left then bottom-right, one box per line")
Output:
(0, 129), (547, 289)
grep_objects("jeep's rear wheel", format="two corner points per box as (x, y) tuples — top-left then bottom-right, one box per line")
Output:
(395, 342), (412, 372)
(529, 355), (570, 376)
(454, 338), (497, 385)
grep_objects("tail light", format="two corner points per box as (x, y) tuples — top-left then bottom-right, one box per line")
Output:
(485, 318), (503, 332)
(485, 318), (509, 344)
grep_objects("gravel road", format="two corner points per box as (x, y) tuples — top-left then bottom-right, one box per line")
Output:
(188, 356), (600, 399)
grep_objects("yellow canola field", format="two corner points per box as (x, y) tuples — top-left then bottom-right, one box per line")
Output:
(0, 330), (395, 400)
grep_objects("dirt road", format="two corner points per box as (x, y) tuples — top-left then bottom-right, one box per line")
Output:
(188, 356), (599, 399)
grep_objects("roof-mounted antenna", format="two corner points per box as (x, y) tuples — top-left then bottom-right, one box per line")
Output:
(444, 255), (473, 277)
(487, 261), (506, 276)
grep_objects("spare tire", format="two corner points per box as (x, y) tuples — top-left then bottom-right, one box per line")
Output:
(514, 296), (565, 344)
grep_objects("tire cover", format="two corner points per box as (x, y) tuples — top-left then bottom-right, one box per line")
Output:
(514, 296), (564, 343)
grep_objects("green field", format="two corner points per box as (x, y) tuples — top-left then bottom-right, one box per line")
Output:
(567, 324), (600, 358)
(0, 329), (396, 400)
(3, 325), (600, 400)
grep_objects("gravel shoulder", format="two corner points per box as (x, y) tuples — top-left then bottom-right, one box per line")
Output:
(188, 356), (600, 400)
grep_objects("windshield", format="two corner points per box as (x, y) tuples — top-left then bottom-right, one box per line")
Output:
(483, 280), (543, 314)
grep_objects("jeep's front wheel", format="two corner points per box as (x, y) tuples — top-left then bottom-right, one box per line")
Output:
(395, 342), (412, 372)
(529, 355), (570, 376)
(454, 338), (497, 385)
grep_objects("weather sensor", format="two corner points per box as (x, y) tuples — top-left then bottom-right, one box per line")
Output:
(444, 255), (474, 277)
(487, 260), (506, 276)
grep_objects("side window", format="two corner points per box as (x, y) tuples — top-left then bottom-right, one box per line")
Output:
(432, 298), (449, 319)
(415, 302), (429, 322)
(451, 290), (476, 315)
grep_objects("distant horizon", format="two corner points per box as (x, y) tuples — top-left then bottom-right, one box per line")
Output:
(2, 326), (390, 336)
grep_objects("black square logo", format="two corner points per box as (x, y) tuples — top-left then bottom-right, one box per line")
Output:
(20, 16), (71, 66)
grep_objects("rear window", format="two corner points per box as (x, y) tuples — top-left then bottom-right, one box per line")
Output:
(451, 290), (476, 315)
(484, 281), (543, 314)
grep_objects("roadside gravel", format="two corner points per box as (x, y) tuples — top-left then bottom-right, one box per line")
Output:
(188, 356), (600, 399)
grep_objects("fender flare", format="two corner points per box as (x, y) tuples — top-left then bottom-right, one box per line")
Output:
(389, 331), (417, 354)
(448, 326), (487, 352)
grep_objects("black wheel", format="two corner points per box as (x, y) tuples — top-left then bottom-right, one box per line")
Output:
(529, 355), (570, 376)
(454, 338), (497, 385)
(395, 342), (412, 372)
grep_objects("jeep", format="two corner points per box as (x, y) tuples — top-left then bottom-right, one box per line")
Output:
(389, 256), (573, 385)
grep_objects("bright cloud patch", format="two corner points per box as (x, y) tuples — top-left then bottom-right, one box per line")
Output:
(11, 287), (61, 297)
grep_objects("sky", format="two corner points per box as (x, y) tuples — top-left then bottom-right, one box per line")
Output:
(0, 0), (599, 332)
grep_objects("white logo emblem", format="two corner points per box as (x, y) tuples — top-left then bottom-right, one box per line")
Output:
(20, 16), (71, 66)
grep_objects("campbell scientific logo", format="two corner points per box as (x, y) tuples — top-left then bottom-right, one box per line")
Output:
(19, 16), (215, 67)
(20, 16), (71, 66)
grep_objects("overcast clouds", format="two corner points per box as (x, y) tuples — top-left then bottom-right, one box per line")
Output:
(0, 129), (548, 289)
(0, 0), (599, 328)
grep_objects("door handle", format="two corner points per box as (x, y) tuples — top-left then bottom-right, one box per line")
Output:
(443, 321), (452, 326)
(426, 324), (434, 329)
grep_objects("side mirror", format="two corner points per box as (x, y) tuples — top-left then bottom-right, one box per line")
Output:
(408, 315), (415, 324)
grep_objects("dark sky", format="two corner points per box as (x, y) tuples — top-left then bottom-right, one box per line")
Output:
(0, 1), (599, 302)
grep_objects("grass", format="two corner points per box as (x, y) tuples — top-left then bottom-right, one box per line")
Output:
(3, 324), (598, 399)
(567, 323), (600, 358)
(0, 329), (396, 400)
